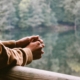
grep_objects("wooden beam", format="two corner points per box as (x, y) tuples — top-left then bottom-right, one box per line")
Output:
(0, 66), (80, 80)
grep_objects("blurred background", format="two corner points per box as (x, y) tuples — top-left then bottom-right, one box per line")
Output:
(0, 0), (80, 76)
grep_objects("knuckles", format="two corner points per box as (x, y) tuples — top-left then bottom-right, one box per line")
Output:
(36, 41), (41, 45)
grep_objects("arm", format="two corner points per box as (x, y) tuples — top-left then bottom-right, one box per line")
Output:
(1, 35), (44, 48)
(0, 41), (44, 69)
(1, 40), (16, 48)
(0, 42), (33, 69)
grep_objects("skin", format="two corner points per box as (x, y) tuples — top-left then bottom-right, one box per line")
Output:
(16, 35), (45, 60)
(26, 41), (44, 60)
(16, 35), (45, 48)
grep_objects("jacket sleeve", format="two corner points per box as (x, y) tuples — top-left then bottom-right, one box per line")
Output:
(1, 40), (16, 48)
(0, 42), (33, 69)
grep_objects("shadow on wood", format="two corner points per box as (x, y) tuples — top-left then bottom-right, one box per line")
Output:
(0, 66), (80, 80)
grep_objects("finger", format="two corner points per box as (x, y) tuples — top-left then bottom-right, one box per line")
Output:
(37, 48), (44, 54)
(41, 49), (44, 54)
(31, 35), (39, 39)
(38, 38), (43, 44)
(36, 41), (41, 46)
(38, 43), (45, 48)
(30, 35), (40, 42)
(35, 53), (42, 59)
(33, 50), (44, 60)
(33, 55), (42, 60)
(30, 36), (44, 45)
(40, 49), (44, 54)
(37, 52), (43, 59)
(41, 43), (45, 47)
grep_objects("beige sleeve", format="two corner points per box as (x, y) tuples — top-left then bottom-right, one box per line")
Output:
(0, 42), (33, 69)
(1, 40), (16, 48)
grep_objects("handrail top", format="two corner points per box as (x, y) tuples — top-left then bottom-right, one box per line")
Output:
(0, 66), (80, 80)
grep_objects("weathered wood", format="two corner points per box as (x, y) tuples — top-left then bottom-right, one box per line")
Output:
(0, 66), (80, 80)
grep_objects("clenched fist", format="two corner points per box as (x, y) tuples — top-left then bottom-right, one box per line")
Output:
(26, 41), (44, 60)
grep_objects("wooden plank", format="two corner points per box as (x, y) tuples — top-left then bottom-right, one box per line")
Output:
(0, 66), (80, 80)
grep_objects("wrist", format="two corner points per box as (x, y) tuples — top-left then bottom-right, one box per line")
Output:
(15, 40), (20, 47)
(16, 37), (30, 48)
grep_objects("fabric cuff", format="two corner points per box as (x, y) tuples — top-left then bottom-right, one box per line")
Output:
(23, 48), (33, 64)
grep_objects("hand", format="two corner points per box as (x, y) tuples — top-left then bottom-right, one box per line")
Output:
(26, 41), (44, 60)
(16, 35), (44, 48)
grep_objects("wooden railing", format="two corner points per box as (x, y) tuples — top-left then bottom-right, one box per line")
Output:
(0, 66), (80, 80)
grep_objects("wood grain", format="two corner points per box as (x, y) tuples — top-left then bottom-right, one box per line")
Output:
(0, 66), (80, 80)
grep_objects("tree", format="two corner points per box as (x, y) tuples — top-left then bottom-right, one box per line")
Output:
(63, 0), (80, 54)
(0, 0), (24, 40)
(18, 0), (57, 29)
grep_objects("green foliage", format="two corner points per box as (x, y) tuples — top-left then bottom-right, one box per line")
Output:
(18, 0), (57, 29)
(1, 0), (80, 76)
(28, 32), (58, 71)
(0, 0), (16, 40)
(63, 0), (80, 25)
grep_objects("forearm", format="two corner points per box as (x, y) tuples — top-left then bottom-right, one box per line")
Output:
(1, 40), (16, 48)
(1, 37), (30, 48)
(0, 42), (33, 69)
